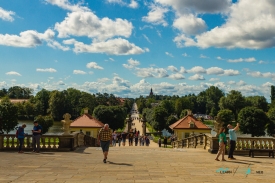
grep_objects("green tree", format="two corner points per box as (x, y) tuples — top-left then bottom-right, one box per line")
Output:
(35, 89), (50, 115)
(160, 100), (175, 114)
(153, 106), (169, 131)
(271, 85), (275, 104)
(219, 90), (246, 121)
(245, 96), (268, 112)
(93, 105), (114, 128)
(0, 97), (18, 134)
(79, 92), (98, 115)
(48, 90), (66, 120)
(34, 115), (54, 134)
(266, 108), (275, 136)
(238, 107), (269, 137)
(214, 109), (234, 133)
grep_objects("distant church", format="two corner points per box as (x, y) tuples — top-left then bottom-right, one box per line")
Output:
(149, 88), (154, 96)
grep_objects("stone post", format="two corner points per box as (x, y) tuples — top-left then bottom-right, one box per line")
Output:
(207, 134), (219, 154)
(141, 114), (147, 136)
(58, 135), (75, 151)
(61, 113), (72, 135)
(127, 114), (132, 132)
(0, 135), (3, 150)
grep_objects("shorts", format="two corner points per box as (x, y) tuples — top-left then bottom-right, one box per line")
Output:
(100, 141), (110, 152)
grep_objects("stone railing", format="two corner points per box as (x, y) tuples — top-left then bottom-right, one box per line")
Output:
(171, 134), (275, 155)
(0, 133), (84, 152)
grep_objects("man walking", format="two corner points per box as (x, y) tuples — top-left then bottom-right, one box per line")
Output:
(17, 124), (27, 153)
(32, 120), (42, 153)
(227, 123), (240, 160)
(97, 124), (112, 163)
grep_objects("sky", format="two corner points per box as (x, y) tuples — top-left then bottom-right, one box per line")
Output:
(0, 0), (275, 101)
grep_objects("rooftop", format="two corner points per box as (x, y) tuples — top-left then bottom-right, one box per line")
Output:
(70, 113), (104, 128)
(169, 114), (211, 130)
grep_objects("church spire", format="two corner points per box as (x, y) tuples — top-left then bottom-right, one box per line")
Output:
(149, 88), (153, 96)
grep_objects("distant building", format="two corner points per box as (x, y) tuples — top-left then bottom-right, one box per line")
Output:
(70, 110), (104, 137)
(169, 110), (211, 139)
(149, 88), (153, 96)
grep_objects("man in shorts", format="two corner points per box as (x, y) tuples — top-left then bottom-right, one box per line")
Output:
(97, 124), (112, 163)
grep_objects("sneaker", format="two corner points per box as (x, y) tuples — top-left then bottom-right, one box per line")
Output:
(215, 159), (220, 161)
(103, 159), (106, 163)
(221, 159), (226, 161)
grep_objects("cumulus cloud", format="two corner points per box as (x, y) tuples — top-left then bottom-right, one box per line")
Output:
(0, 29), (55, 48)
(6, 71), (21, 76)
(64, 38), (146, 55)
(142, 4), (168, 26)
(97, 78), (110, 83)
(188, 66), (206, 74)
(228, 57), (256, 63)
(45, 0), (90, 12)
(168, 73), (185, 80)
(247, 70), (275, 79)
(55, 11), (133, 41)
(206, 67), (224, 75)
(47, 40), (70, 51)
(36, 68), (57, 72)
(135, 67), (168, 78)
(223, 69), (241, 76)
(180, 0), (275, 49)
(123, 58), (140, 69)
(106, 0), (138, 9)
(0, 7), (15, 22)
(167, 66), (178, 72)
(73, 70), (86, 74)
(173, 14), (207, 35)
(189, 74), (205, 80)
(179, 67), (187, 73)
(209, 78), (219, 82)
(86, 62), (104, 70)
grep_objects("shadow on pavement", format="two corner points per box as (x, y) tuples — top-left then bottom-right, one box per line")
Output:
(74, 147), (91, 154)
(108, 161), (133, 166)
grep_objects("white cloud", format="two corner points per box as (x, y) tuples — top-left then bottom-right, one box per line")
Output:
(45, 0), (90, 12)
(200, 54), (209, 59)
(259, 60), (268, 64)
(189, 74), (205, 80)
(173, 14), (207, 35)
(97, 78), (110, 83)
(188, 66), (206, 74)
(209, 78), (219, 82)
(57, 81), (65, 85)
(223, 69), (240, 76)
(143, 34), (152, 44)
(86, 62), (104, 70)
(0, 81), (7, 88)
(129, 0), (138, 8)
(206, 67), (224, 75)
(167, 66), (178, 72)
(142, 4), (168, 26)
(64, 38), (146, 55)
(168, 73), (185, 80)
(109, 58), (115, 62)
(135, 67), (168, 78)
(0, 29), (55, 48)
(123, 58), (140, 69)
(182, 53), (188, 57)
(236, 80), (246, 86)
(6, 71), (21, 76)
(73, 70), (86, 74)
(47, 40), (70, 51)
(0, 7), (15, 22)
(36, 68), (57, 72)
(55, 11), (133, 41)
(228, 57), (256, 63)
(247, 70), (275, 79)
(106, 0), (138, 9)
(179, 66), (187, 73)
(165, 52), (174, 57)
(183, 0), (275, 49)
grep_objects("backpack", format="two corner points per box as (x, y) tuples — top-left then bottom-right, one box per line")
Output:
(16, 127), (21, 138)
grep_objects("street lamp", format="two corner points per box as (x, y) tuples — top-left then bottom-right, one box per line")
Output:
(126, 114), (132, 132)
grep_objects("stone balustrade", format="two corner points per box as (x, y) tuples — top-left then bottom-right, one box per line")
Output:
(0, 133), (80, 151)
(172, 134), (275, 155)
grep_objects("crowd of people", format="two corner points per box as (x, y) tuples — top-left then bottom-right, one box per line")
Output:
(111, 128), (151, 147)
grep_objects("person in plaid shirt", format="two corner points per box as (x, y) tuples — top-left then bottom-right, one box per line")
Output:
(97, 124), (112, 163)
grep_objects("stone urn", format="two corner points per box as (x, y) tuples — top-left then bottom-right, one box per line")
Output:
(61, 113), (72, 135)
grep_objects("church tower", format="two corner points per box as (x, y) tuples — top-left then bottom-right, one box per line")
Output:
(149, 88), (153, 96)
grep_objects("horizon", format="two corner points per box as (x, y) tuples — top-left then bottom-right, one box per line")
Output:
(1, 0), (275, 102)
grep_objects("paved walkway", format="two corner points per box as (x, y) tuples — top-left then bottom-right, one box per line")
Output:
(1, 145), (274, 183)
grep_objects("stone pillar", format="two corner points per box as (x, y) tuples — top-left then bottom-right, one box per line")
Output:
(58, 135), (75, 151)
(0, 135), (3, 150)
(61, 113), (72, 135)
(127, 114), (132, 132)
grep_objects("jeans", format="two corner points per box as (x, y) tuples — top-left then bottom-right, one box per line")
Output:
(18, 138), (24, 152)
(112, 139), (116, 146)
(228, 140), (236, 158)
(32, 135), (41, 152)
(117, 139), (121, 146)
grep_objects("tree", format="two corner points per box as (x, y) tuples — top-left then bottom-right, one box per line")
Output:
(35, 89), (50, 115)
(34, 115), (54, 134)
(160, 100), (175, 114)
(93, 105), (114, 128)
(48, 90), (66, 120)
(271, 85), (275, 104)
(266, 108), (275, 136)
(153, 106), (169, 131)
(245, 96), (268, 112)
(219, 90), (246, 121)
(111, 106), (127, 130)
(238, 107), (269, 137)
(214, 109), (234, 133)
(205, 86), (224, 114)
(79, 92), (98, 115)
(0, 97), (18, 134)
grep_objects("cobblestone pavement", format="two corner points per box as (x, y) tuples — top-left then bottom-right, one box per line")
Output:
(1, 145), (275, 183)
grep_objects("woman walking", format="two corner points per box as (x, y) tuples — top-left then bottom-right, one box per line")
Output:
(215, 127), (227, 161)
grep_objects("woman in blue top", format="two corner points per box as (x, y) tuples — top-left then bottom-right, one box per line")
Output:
(215, 127), (227, 161)
(18, 124), (26, 153)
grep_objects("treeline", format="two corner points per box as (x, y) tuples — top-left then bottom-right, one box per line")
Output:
(0, 86), (33, 99)
(0, 87), (134, 134)
(136, 86), (275, 137)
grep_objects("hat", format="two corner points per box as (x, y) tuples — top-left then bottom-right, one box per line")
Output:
(33, 120), (38, 123)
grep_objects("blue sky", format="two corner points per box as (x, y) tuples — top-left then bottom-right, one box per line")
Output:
(0, 0), (275, 101)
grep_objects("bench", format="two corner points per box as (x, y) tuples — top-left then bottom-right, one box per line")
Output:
(243, 149), (275, 158)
